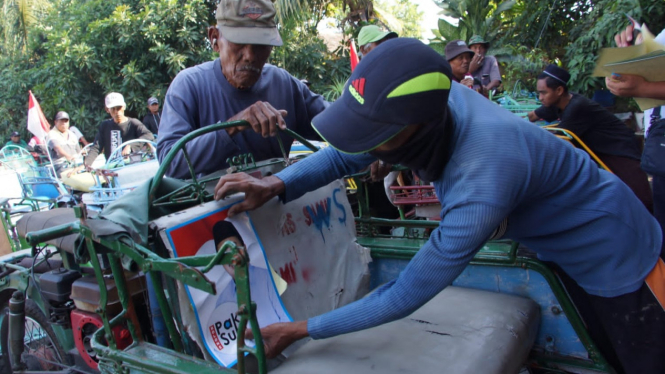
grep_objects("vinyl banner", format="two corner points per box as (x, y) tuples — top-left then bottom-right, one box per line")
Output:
(154, 180), (371, 366)
(164, 206), (290, 367)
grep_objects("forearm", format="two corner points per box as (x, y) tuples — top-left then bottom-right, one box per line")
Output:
(633, 81), (665, 100)
(487, 80), (501, 90)
(276, 147), (374, 203)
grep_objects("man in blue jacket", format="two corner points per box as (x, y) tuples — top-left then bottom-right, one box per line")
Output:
(157, 0), (327, 178)
(213, 39), (664, 374)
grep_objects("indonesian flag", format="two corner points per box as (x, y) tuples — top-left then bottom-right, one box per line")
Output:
(27, 90), (51, 141)
(349, 40), (359, 72)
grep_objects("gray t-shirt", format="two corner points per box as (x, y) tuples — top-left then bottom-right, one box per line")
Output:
(157, 60), (328, 178)
(47, 129), (80, 168)
(471, 55), (501, 87)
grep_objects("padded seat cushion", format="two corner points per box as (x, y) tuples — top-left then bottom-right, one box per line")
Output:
(272, 286), (540, 374)
(16, 208), (78, 254)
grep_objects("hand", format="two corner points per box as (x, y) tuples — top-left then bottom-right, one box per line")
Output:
(367, 160), (392, 182)
(214, 173), (285, 217)
(614, 24), (642, 47)
(246, 321), (309, 359)
(605, 74), (646, 97)
(122, 145), (132, 156)
(461, 78), (474, 88)
(66, 166), (83, 177)
(527, 111), (540, 122)
(226, 101), (288, 138)
(469, 54), (484, 74)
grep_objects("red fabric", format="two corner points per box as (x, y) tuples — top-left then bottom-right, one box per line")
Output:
(349, 40), (359, 72)
(27, 91), (51, 140)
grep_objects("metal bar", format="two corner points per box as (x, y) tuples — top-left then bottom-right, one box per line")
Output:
(84, 235), (116, 350)
(148, 270), (184, 352)
(107, 253), (143, 344)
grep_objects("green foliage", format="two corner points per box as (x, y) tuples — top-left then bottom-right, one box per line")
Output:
(374, 0), (423, 38)
(0, 0), (51, 56)
(499, 45), (549, 94)
(430, 0), (515, 48)
(0, 0), (214, 141)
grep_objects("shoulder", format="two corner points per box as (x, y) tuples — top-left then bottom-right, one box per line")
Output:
(260, 64), (301, 87)
(168, 60), (217, 92)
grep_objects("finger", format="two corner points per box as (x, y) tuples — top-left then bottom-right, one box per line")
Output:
(228, 200), (253, 217)
(277, 110), (287, 130)
(214, 178), (242, 200)
(258, 103), (280, 137)
(253, 103), (271, 138)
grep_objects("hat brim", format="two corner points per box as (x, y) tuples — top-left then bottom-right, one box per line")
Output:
(54, 115), (69, 120)
(220, 25), (283, 46)
(447, 49), (474, 61)
(105, 101), (126, 109)
(366, 31), (398, 45)
(312, 98), (407, 154)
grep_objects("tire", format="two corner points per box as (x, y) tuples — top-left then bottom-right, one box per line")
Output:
(0, 298), (71, 372)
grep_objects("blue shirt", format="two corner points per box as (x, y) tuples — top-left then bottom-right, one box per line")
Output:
(275, 82), (662, 339)
(157, 59), (328, 178)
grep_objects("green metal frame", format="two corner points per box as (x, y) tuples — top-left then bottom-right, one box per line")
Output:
(356, 217), (613, 373)
(24, 205), (268, 373)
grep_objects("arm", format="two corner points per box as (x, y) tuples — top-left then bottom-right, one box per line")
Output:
(605, 76), (665, 99)
(52, 145), (76, 161)
(214, 147), (374, 216)
(276, 147), (375, 202)
(255, 202), (511, 357)
(528, 105), (558, 123)
(468, 54), (483, 75)
(84, 132), (102, 167)
(485, 56), (502, 90)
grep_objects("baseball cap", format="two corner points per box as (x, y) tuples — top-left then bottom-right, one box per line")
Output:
(444, 40), (475, 61)
(358, 25), (398, 47)
(468, 35), (490, 47)
(311, 38), (452, 154)
(10, 131), (20, 137)
(147, 97), (159, 105)
(54, 111), (70, 121)
(105, 92), (126, 109)
(541, 64), (570, 85)
(216, 0), (282, 46)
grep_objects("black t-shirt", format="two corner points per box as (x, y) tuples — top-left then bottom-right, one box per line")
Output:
(142, 112), (160, 134)
(534, 93), (641, 160)
(84, 117), (154, 166)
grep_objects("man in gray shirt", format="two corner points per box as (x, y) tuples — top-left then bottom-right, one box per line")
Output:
(467, 35), (501, 91)
(47, 111), (81, 177)
(157, 0), (328, 178)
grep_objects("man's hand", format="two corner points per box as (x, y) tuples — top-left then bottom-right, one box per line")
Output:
(460, 77), (474, 88)
(614, 24), (642, 47)
(527, 111), (540, 122)
(65, 165), (84, 177)
(246, 321), (309, 359)
(214, 173), (285, 217)
(226, 101), (288, 138)
(122, 145), (132, 156)
(468, 53), (484, 74)
(367, 160), (392, 182)
(605, 74), (646, 97)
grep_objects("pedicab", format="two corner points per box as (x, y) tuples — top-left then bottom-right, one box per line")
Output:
(0, 121), (619, 374)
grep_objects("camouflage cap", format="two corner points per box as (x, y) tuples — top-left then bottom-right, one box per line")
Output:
(468, 35), (489, 47)
(216, 0), (283, 46)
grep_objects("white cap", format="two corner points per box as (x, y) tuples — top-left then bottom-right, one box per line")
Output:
(105, 92), (126, 109)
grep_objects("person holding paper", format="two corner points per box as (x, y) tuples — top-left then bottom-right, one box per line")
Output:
(528, 64), (653, 212)
(606, 24), (665, 253)
(214, 39), (664, 374)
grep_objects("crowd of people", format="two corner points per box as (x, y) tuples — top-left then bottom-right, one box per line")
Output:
(3, 0), (664, 372)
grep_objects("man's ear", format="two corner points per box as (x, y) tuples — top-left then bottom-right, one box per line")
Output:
(208, 26), (220, 52)
(556, 86), (565, 97)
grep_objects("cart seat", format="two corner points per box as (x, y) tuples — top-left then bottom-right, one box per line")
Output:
(16, 208), (78, 254)
(272, 286), (540, 374)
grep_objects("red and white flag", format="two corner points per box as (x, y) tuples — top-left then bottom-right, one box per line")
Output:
(349, 40), (359, 72)
(27, 90), (51, 141)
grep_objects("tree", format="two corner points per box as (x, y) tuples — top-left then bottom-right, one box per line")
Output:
(0, 0), (51, 56)
(374, 0), (423, 39)
(429, 0), (515, 50)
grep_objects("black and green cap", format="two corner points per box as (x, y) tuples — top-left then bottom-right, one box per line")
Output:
(312, 38), (452, 154)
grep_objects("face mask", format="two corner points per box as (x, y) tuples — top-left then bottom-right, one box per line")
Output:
(370, 111), (454, 183)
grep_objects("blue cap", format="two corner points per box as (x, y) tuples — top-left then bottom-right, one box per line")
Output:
(312, 38), (452, 154)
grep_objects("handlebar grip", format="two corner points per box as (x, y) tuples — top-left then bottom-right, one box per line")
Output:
(25, 223), (79, 246)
